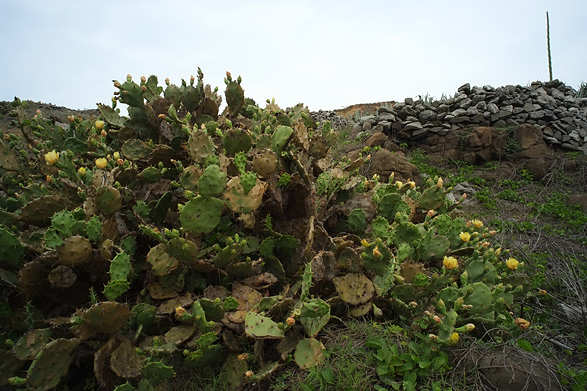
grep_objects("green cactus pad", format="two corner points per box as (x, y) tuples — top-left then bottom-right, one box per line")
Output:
(20, 195), (72, 227)
(252, 149), (278, 178)
(82, 301), (130, 335)
(378, 193), (411, 223)
(465, 258), (497, 284)
(272, 125), (294, 153)
(165, 324), (196, 346)
(147, 244), (180, 276)
(121, 139), (153, 161)
(347, 208), (367, 234)
(199, 298), (226, 322)
(0, 227), (24, 268)
(197, 164), (227, 198)
(332, 273), (375, 306)
(393, 222), (422, 245)
(165, 238), (198, 263)
(239, 172), (257, 195)
(418, 185), (446, 211)
(12, 328), (52, 361)
(417, 234), (450, 262)
(299, 299), (331, 337)
(180, 196), (224, 234)
(244, 312), (284, 339)
(85, 215), (102, 242)
(180, 165), (203, 191)
(26, 338), (80, 391)
(187, 131), (215, 165)
(223, 176), (267, 214)
(110, 339), (145, 378)
(222, 128), (253, 156)
(51, 210), (75, 237)
(138, 167), (163, 183)
(56, 235), (92, 266)
(96, 186), (123, 217)
(294, 338), (325, 370)
(130, 303), (157, 329)
(225, 78), (245, 116)
(462, 282), (493, 315)
(141, 361), (175, 385)
(98, 104), (125, 127)
(104, 279), (130, 301)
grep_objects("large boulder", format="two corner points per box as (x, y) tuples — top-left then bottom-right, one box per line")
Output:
(366, 148), (418, 182)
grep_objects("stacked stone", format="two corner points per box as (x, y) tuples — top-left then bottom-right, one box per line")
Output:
(352, 80), (587, 154)
(310, 110), (350, 130)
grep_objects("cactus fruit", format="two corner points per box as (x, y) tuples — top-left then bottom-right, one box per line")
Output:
(147, 244), (179, 276)
(96, 186), (123, 217)
(26, 338), (80, 391)
(332, 273), (375, 305)
(244, 312), (284, 339)
(197, 164), (226, 198)
(121, 139), (153, 161)
(57, 235), (92, 266)
(0, 227), (24, 267)
(222, 128), (253, 156)
(187, 130), (215, 165)
(294, 338), (325, 370)
(223, 176), (267, 214)
(180, 196), (224, 234)
(252, 149), (278, 178)
(109, 339), (145, 378)
(12, 328), (52, 361)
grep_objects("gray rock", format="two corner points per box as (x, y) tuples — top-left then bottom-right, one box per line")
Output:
(487, 103), (499, 114)
(403, 121), (423, 131)
(419, 110), (437, 122)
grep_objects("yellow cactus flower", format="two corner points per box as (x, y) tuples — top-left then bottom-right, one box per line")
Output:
(448, 332), (459, 345)
(506, 257), (519, 270)
(95, 120), (104, 130)
(409, 180), (416, 189)
(78, 167), (86, 176)
(113, 151), (120, 160)
(471, 219), (483, 229)
(443, 256), (458, 270)
(44, 150), (59, 165)
(361, 239), (370, 247)
(95, 158), (108, 169)
(395, 181), (403, 188)
(495, 247), (502, 257)
(459, 232), (471, 242)
(373, 245), (382, 258)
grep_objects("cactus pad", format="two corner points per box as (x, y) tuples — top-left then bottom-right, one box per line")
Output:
(252, 149), (277, 178)
(57, 235), (92, 266)
(110, 339), (145, 378)
(12, 328), (52, 361)
(26, 338), (80, 391)
(332, 273), (375, 306)
(294, 338), (325, 370)
(222, 128), (253, 156)
(0, 227), (24, 267)
(48, 265), (77, 288)
(197, 164), (226, 198)
(180, 196), (224, 234)
(81, 302), (130, 335)
(96, 186), (123, 217)
(121, 139), (153, 161)
(147, 244), (180, 276)
(223, 176), (267, 214)
(187, 131), (215, 164)
(244, 312), (284, 339)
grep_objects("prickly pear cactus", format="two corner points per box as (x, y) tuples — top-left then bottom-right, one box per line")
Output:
(332, 273), (375, 306)
(56, 235), (92, 266)
(81, 302), (130, 335)
(147, 244), (179, 276)
(12, 329), (52, 361)
(222, 128), (253, 156)
(197, 164), (226, 198)
(244, 312), (284, 339)
(121, 139), (153, 161)
(109, 339), (145, 379)
(223, 176), (267, 214)
(180, 196), (224, 234)
(96, 186), (123, 217)
(187, 131), (215, 165)
(26, 338), (80, 391)
(0, 227), (24, 267)
(294, 338), (325, 370)
(225, 72), (245, 116)
(252, 149), (277, 178)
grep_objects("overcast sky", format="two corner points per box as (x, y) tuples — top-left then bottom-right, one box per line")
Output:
(1, 1), (585, 112)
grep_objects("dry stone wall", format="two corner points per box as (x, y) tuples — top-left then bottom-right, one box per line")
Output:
(349, 79), (587, 154)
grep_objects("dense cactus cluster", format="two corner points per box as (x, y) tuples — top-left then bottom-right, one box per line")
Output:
(0, 70), (533, 390)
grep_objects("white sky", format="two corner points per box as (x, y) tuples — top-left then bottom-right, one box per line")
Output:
(1, 1), (585, 112)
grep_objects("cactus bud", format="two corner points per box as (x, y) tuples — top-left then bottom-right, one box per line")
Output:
(514, 318), (530, 330)
(428, 334), (438, 341)
(67, 115), (75, 122)
(286, 317), (295, 326)
(78, 167), (86, 176)
(433, 315), (442, 324)
(117, 159), (124, 166)
(46, 175), (53, 183)
(245, 371), (254, 378)
(175, 306), (186, 319)
(126, 74), (132, 82)
(436, 177), (443, 188)
(237, 353), (248, 361)
(538, 289), (547, 295)
(95, 120), (104, 130)
(141, 85), (147, 92)
(100, 130), (107, 137)
(113, 80), (121, 88)
(141, 75), (146, 83)
(448, 332), (459, 345)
